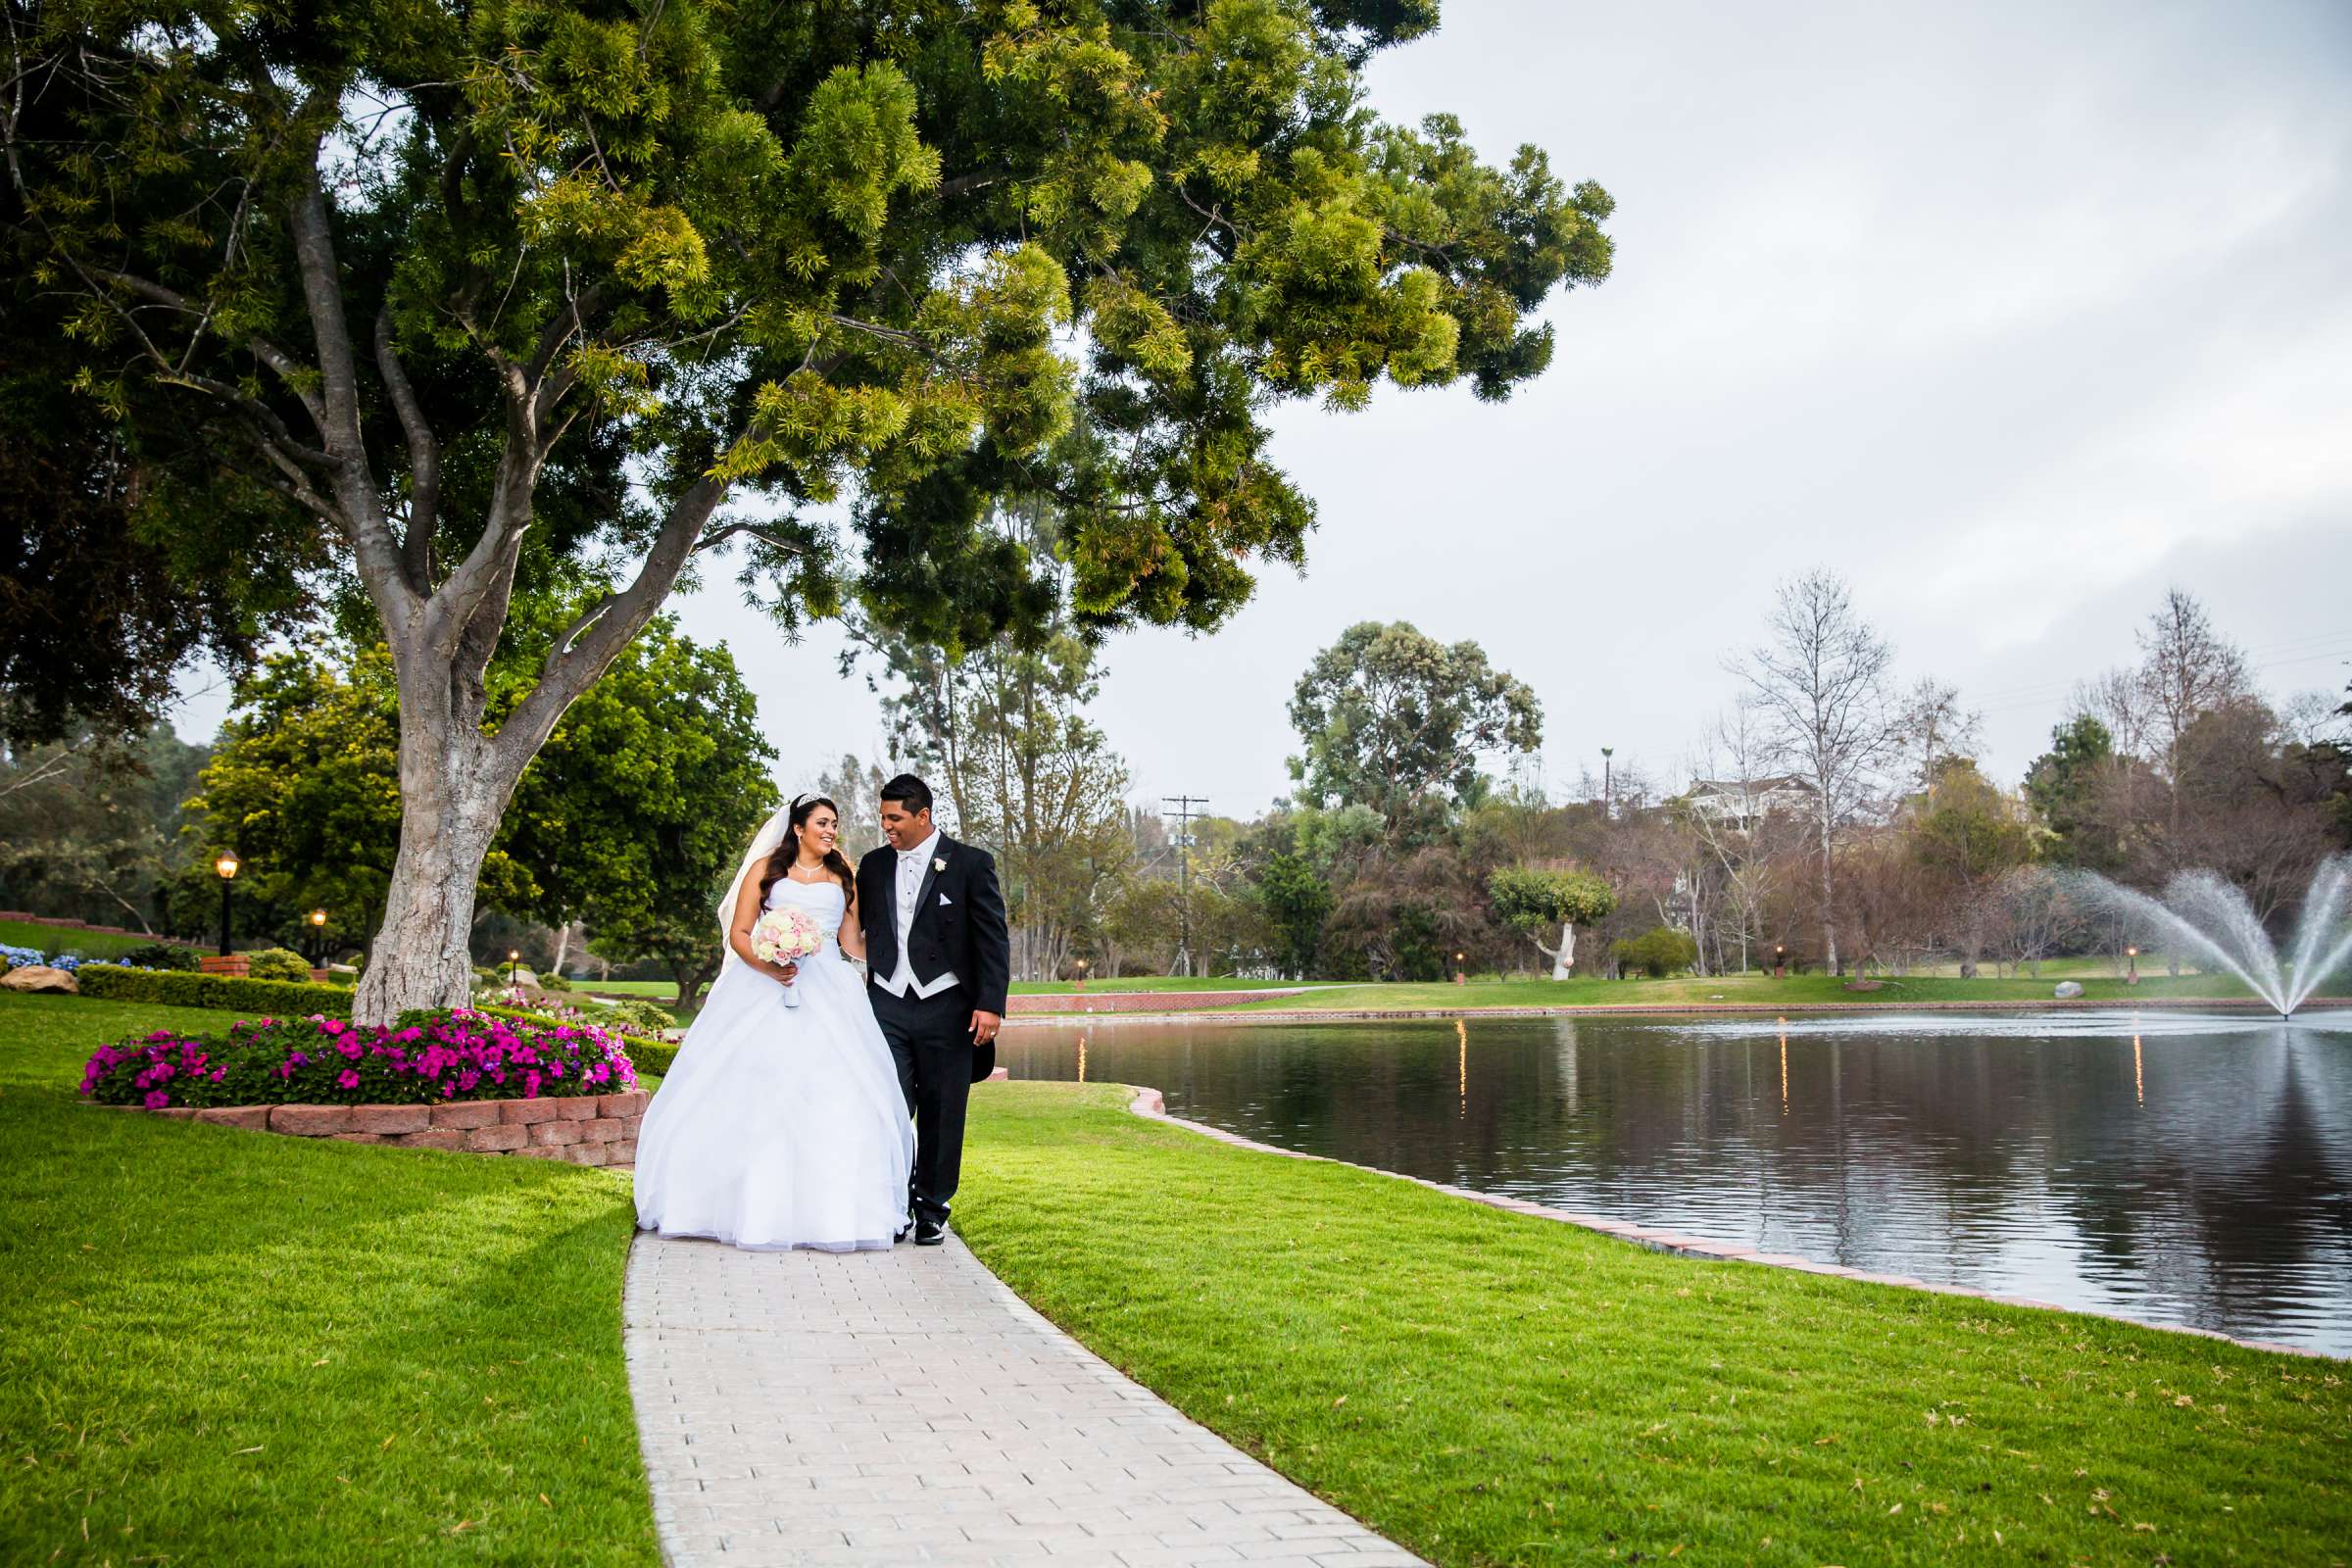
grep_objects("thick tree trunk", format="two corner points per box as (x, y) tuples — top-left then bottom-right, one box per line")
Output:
(351, 720), (505, 1024)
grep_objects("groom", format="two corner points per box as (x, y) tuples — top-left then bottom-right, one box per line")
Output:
(858, 773), (1009, 1246)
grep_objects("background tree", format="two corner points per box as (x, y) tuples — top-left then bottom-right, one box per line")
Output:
(1908, 758), (2033, 977)
(0, 719), (208, 933)
(2025, 713), (2123, 870)
(0, 285), (320, 748)
(1254, 849), (1334, 979)
(867, 502), (1138, 981)
(1288, 621), (1542, 824)
(1487, 865), (1615, 978)
(1729, 569), (1896, 974)
(9, 2), (1612, 1019)
(187, 649), (471, 958)
(501, 617), (778, 1008)
(1612, 925), (1697, 979)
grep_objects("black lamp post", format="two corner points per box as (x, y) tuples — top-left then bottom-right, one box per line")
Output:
(309, 908), (328, 964)
(2126, 945), (2139, 986)
(213, 852), (240, 957)
(1774, 943), (1787, 979)
(508, 949), (520, 986)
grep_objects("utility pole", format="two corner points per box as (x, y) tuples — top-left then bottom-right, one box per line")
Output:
(1162, 794), (1207, 978)
(1600, 747), (1614, 821)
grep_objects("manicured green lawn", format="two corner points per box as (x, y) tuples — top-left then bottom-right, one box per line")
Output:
(960, 1082), (2352, 1568)
(0, 920), (165, 961)
(572, 979), (676, 1000)
(0, 993), (659, 1566)
(1232, 970), (2293, 1011)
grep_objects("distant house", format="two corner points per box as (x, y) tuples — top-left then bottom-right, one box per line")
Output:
(1683, 775), (1816, 829)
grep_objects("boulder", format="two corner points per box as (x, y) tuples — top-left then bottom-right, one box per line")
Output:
(2, 964), (77, 994)
(2053, 980), (2084, 999)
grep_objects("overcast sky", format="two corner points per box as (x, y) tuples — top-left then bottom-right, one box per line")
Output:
(177, 1), (2352, 818)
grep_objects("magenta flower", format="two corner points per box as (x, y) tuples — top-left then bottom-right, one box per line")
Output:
(143, 1090), (170, 1109)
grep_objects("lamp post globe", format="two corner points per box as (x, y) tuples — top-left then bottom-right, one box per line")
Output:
(213, 852), (240, 957)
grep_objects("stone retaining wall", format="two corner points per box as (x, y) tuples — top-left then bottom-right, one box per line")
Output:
(107, 1090), (649, 1167)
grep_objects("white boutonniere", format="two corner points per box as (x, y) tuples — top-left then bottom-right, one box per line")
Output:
(933, 856), (947, 873)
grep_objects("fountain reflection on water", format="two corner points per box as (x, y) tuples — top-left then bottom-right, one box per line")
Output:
(2076, 855), (2352, 1015)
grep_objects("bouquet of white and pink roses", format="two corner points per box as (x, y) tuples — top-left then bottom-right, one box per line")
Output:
(749, 906), (827, 1006)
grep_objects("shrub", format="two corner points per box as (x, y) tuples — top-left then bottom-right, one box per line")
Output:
(538, 971), (572, 991)
(593, 997), (679, 1035)
(80, 1007), (639, 1110)
(245, 947), (314, 982)
(119, 943), (202, 971)
(76, 963), (357, 1015)
(1612, 926), (1700, 978)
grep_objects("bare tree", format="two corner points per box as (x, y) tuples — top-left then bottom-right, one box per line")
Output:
(1679, 700), (1794, 973)
(1997, 866), (2082, 978)
(1728, 569), (1897, 975)
(2133, 588), (2253, 833)
(1894, 675), (1984, 794)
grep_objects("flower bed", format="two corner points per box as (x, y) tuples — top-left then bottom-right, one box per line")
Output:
(78, 1008), (650, 1166)
(80, 1007), (638, 1110)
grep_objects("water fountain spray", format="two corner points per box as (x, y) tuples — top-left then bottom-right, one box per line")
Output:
(2074, 856), (2352, 1017)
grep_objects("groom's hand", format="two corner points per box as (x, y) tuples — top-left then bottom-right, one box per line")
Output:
(968, 1009), (1001, 1046)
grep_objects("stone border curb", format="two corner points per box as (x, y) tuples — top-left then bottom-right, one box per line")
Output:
(1120, 1086), (2335, 1362)
(88, 1090), (648, 1167)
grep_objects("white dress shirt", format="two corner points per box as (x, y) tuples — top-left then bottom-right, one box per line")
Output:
(877, 828), (960, 999)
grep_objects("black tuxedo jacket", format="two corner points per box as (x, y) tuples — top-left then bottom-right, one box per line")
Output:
(857, 834), (1011, 1017)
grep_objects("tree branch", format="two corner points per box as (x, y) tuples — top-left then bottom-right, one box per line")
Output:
(489, 469), (733, 796)
(374, 307), (440, 593)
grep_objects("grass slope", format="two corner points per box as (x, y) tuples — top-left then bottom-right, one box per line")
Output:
(959, 1082), (2352, 1568)
(0, 993), (659, 1567)
(0, 920), (165, 961)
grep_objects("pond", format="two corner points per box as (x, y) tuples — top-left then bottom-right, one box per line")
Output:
(998, 1009), (2352, 1355)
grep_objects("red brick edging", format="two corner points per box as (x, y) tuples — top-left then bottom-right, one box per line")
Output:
(94, 1090), (649, 1167)
(1118, 1085), (2332, 1361)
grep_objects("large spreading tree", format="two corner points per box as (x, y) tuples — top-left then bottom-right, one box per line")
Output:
(7, 0), (1613, 1020)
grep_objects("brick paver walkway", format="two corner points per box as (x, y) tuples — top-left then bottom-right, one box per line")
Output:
(624, 1231), (1426, 1567)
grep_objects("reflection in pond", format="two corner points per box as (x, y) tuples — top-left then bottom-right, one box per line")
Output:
(999, 1010), (2352, 1354)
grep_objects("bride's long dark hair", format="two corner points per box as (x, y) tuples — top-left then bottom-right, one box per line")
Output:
(758, 795), (856, 906)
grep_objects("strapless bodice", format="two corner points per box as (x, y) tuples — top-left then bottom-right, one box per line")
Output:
(765, 874), (847, 925)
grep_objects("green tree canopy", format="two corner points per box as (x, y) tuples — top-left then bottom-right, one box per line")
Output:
(1486, 865), (1615, 935)
(1288, 620), (1542, 822)
(2024, 713), (2120, 870)
(7, 0), (1613, 1018)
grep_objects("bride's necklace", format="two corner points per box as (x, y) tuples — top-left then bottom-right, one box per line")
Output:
(786, 857), (831, 882)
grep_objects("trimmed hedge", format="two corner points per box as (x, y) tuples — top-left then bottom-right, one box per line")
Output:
(76, 963), (357, 1014)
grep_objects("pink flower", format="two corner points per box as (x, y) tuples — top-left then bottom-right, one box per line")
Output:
(143, 1090), (170, 1109)
(336, 1068), (360, 1090)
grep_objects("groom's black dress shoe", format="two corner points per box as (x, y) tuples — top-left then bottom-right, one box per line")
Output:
(913, 1217), (947, 1247)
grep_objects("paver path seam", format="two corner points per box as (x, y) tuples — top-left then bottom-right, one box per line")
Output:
(624, 1228), (1427, 1568)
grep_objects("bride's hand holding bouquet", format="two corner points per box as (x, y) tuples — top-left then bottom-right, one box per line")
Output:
(749, 906), (826, 1006)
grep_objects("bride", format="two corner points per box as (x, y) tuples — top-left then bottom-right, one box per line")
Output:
(633, 795), (912, 1251)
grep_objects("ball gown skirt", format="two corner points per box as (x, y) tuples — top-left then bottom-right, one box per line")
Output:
(632, 879), (912, 1251)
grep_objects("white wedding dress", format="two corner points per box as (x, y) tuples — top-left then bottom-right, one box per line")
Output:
(633, 876), (912, 1251)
